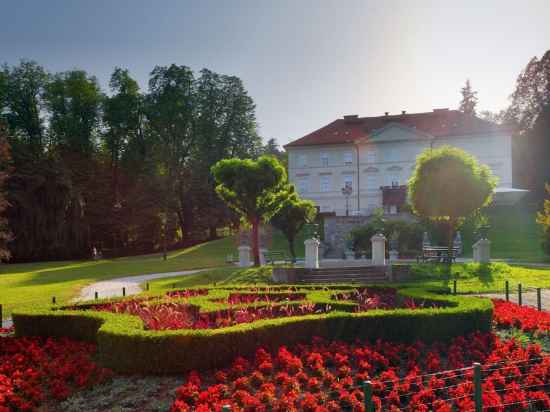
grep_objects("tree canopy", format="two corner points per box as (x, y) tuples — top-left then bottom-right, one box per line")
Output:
(459, 79), (478, 116)
(270, 186), (316, 261)
(0, 59), (263, 261)
(408, 146), (496, 260)
(211, 156), (287, 266)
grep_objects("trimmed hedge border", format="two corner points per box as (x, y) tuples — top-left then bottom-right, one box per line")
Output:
(12, 285), (493, 374)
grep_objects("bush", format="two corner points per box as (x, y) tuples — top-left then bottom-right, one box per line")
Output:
(13, 286), (492, 374)
(349, 218), (423, 257)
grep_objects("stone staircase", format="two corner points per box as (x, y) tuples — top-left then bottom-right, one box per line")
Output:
(299, 266), (389, 283)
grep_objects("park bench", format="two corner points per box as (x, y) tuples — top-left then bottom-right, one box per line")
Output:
(263, 250), (293, 264)
(417, 246), (459, 263)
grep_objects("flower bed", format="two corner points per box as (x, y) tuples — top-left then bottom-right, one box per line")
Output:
(12, 286), (492, 374)
(170, 332), (550, 411)
(331, 287), (446, 311)
(87, 300), (328, 330)
(213, 292), (307, 305)
(492, 299), (550, 335)
(0, 334), (112, 411)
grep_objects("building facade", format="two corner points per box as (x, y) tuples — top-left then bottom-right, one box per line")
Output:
(285, 109), (515, 217)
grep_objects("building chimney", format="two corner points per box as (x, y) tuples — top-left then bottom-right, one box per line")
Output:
(384, 112), (389, 116)
(343, 114), (358, 120)
(433, 108), (449, 112)
(401, 110), (406, 115)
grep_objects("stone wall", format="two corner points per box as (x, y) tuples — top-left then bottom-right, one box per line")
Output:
(323, 213), (415, 257)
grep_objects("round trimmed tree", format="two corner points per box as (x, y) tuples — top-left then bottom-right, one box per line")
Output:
(211, 156), (286, 266)
(408, 146), (497, 262)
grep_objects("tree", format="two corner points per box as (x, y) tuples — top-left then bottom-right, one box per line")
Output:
(0, 60), (49, 158)
(408, 146), (496, 262)
(0, 124), (13, 261)
(503, 50), (550, 198)
(45, 70), (103, 156)
(537, 183), (550, 255)
(270, 186), (316, 262)
(459, 79), (478, 116)
(211, 156), (286, 266)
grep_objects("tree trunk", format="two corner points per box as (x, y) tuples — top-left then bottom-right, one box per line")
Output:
(251, 216), (260, 266)
(447, 218), (455, 266)
(288, 237), (296, 263)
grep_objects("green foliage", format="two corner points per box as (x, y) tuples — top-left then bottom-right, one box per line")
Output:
(13, 287), (492, 374)
(458, 79), (478, 116)
(270, 186), (317, 260)
(349, 217), (423, 257)
(212, 156), (287, 265)
(0, 124), (12, 261)
(537, 183), (550, 255)
(0, 60), (262, 261)
(409, 146), (496, 259)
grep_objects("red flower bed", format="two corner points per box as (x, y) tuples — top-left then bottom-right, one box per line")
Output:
(331, 287), (443, 311)
(170, 332), (549, 411)
(0, 335), (112, 411)
(88, 300), (329, 330)
(166, 289), (210, 299)
(492, 299), (550, 335)
(212, 293), (307, 305)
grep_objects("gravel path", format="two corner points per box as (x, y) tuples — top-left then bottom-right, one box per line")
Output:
(477, 289), (550, 311)
(77, 269), (206, 301)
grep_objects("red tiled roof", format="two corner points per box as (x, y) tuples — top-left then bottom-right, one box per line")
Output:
(284, 109), (512, 148)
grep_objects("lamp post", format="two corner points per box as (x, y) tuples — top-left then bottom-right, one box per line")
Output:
(341, 185), (353, 217)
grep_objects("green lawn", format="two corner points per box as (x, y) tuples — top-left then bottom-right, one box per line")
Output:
(409, 262), (550, 293)
(460, 205), (547, 262)
(0, 237), (234, 319)
(145, 262), (550, 296)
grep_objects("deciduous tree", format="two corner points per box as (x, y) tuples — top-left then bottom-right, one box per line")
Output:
(0, 124), (13, 261)
(408, 146), (496, 262)
(212, 156), (286, 266)
(270, 186), (316, 262)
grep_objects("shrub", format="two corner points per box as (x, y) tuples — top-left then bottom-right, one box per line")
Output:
(349, 219), (423, 257)
(13, 286), (492, 374)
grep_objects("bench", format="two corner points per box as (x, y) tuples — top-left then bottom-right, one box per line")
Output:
(417, 246), (459, 263)
(263, 250), (293, 264)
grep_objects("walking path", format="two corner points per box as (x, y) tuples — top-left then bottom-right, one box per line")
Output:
(476, 289), (550, 311)
(77, 269), (206, 301)
(1, 269), (207, 330)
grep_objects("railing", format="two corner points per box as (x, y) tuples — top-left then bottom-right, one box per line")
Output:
(217, 355), (550, 411)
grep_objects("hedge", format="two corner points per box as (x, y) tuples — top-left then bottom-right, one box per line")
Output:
(12, 286), (493, 374)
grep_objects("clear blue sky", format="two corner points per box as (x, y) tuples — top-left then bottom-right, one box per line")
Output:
(2, 0), (549, 145)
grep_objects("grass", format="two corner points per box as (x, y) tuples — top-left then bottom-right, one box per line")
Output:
(0, 237), (234, 319)
(459, 205), (548, 262)
(146, 261), (550, 296)
(409, 262), (550, 293)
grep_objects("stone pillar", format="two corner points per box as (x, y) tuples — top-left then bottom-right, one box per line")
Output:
(454, 231), (463, 255)
(259, 248), (267, 266)
(371, 233), (387, 266)
(238, 245), (251, 267)
(304, 238), (320, 269)
(473, 239), (491, 263)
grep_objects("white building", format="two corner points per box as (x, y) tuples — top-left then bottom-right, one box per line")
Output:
(285, 109), (520, 217)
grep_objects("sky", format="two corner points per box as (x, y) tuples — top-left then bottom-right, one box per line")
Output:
(1, 0), (549, 146)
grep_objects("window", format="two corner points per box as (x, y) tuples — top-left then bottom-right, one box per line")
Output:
(320, 152), (329, 167)
(296, 177), (309, 193)
(366, 174), (378, 190)
(343, 175), (353, 190)
(320, 205), (332, 212)
(320, 175), (331, 192)
(344, 151), (353, 165)
(367, 150), (376, 163)
(297, 154), (307, 168)
(386, 148), (397, 161)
